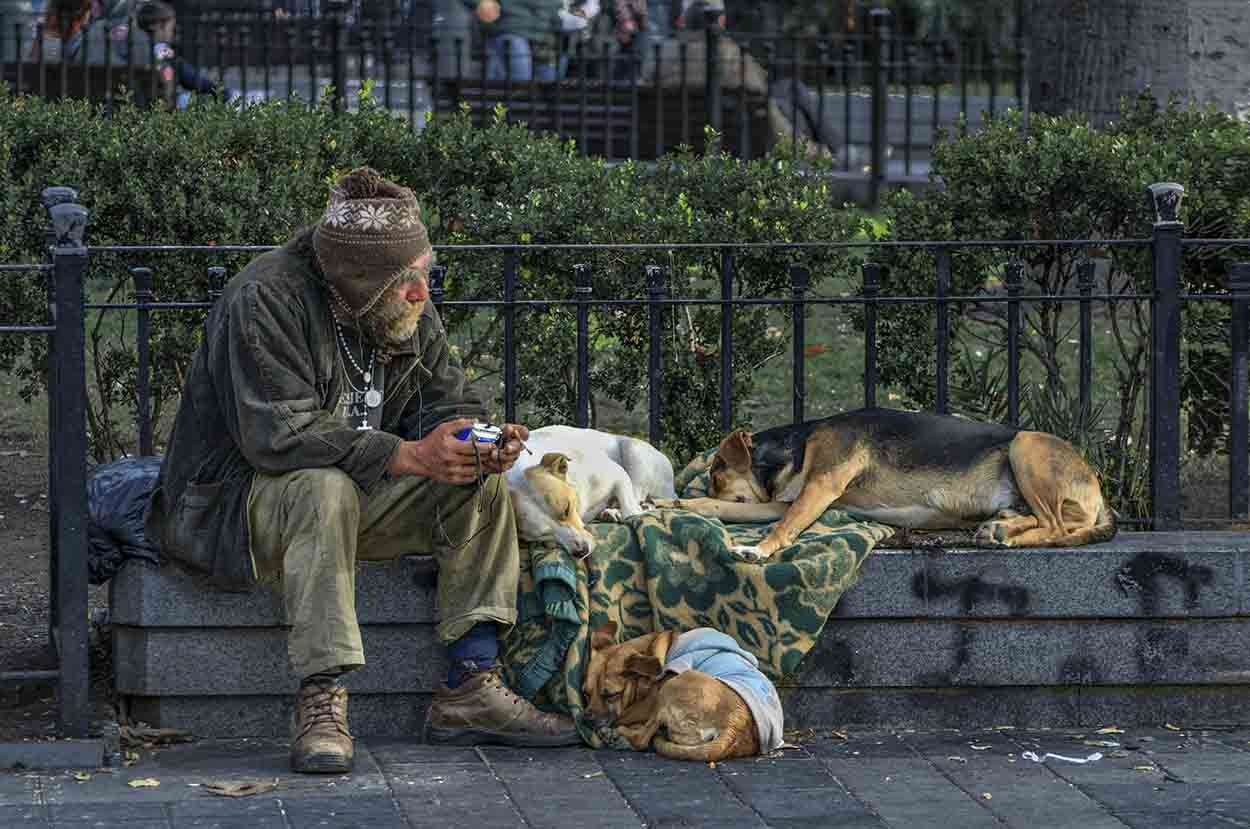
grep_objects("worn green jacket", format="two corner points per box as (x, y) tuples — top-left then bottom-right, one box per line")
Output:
(144, 231), (488, 590)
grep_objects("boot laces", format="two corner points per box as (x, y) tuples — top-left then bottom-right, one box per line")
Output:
(300, 680), (348, 733)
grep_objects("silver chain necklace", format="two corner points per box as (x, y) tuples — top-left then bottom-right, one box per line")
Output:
(331, 310), (382, 409)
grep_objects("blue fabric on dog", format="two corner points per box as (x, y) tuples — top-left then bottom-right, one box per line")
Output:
(663, 627), (785, 752)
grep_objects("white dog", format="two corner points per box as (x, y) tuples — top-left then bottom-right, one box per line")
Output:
(504, 426), (677, 558)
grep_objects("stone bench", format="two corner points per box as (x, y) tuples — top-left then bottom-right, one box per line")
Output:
(110, 532), (1250, 737)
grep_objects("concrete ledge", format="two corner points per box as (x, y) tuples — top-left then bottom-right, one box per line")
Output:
(0, 740), (106, 771)
(110, 533), (1250, 628)
(109, 532), (1250, 735)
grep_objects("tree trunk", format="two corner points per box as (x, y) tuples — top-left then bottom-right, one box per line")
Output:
(1027, 0), (1189, 124)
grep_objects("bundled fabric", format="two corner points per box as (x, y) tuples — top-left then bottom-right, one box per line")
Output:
(88, 456), (163, 585)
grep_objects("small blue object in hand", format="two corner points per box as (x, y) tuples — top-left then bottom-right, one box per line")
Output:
(456, 422), (503, 444)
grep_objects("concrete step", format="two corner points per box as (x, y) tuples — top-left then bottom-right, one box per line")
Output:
(109, 533), (1249, 628)
(109, 532), (1250, 736)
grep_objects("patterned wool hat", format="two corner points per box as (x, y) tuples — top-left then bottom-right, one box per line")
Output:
(312, 167), (432, 318)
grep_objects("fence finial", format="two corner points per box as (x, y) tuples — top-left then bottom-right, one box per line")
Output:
(48, 204), (88, 250)
(1147, 182), (1185, 226)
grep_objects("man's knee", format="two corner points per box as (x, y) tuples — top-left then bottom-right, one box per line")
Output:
(274, 468), (361, 524)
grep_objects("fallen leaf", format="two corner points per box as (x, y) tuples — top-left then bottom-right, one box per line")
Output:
(830, 730), (849, 740)
(121, 725), (194, 749)
(969, 744), (992, 751)
(71, 771), (91, 782)
(1083, 740), (1121, 748)
(707, 761), (716, 769)
(981, 792), (993, 800)
(1106, 751), (1129, 759)
(992, 725), (1015, 731)
(947, 756), (967, 764)
(203, 779), (278, 798)
(581, 772), (605, 779)
(1133, 765), (1156, 772)
(128, 778), (161, 788)
(1095, 726), (1125, 735)
(1165, 723), (1182, 732)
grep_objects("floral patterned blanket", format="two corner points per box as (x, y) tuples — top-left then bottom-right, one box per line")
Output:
(501, 449), (895, 746)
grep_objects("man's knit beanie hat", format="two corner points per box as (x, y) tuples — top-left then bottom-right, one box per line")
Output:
(313, 167), (431, 318)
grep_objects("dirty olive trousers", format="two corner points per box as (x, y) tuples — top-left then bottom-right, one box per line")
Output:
(247, 468), (519, 680)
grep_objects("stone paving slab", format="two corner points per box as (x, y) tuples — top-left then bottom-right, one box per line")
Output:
(5, 729), (1250, 828)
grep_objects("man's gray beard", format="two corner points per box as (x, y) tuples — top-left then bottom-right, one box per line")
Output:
(360, 296), (424, 348)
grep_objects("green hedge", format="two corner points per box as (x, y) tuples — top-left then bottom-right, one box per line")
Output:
(0, 87), (864, 461)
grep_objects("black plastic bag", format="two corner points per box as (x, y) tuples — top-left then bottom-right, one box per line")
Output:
(88, 456), (163, 585)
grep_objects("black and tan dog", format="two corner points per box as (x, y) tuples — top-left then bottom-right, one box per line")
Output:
(654, 407), (1117, 562)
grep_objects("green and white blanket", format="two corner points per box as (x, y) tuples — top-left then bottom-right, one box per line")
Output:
(501, 449), (895, 746)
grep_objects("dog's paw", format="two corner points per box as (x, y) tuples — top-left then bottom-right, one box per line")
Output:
(599, 508), (624, 523)
(973, 521), (1012, 548)
(729, 544), (772, 564)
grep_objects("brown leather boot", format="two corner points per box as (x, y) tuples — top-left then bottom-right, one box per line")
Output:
(290, 676), (354, 774)
(426, 667), (581, 747)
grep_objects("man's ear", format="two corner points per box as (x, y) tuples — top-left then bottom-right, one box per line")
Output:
(624, 654), (663, 678)
(541, 452), (570, 480)
(716, 429), (753, 472)
(590, 621), (618, 651)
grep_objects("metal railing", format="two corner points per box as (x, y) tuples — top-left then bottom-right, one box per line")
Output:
(4, 178), (1248, 735)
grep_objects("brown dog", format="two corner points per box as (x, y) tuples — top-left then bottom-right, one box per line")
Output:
(653, 407), (1117, 563)
(584, 623), (776, 762)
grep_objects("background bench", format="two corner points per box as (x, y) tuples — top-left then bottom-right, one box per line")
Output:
(432, 79), (775, 160)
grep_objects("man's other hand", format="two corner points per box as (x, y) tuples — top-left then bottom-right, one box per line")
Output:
(390, 418), (484, 485)
(482, 423), (529, 474)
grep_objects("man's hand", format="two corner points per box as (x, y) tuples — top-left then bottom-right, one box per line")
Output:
(482, 423), (529, 474)
(389, 418), (484, 485)
(476, 0), (501, 23)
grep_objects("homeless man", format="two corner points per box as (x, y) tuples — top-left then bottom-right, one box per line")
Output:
(145, 167), (580, 775)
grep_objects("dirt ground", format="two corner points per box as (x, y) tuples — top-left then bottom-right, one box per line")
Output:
(0, 444), (112, 742)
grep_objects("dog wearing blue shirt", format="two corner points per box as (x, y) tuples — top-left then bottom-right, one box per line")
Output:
(584, 623), (784, 762)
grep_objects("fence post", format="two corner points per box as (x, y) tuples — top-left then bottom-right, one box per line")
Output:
(503, 250), (518, 425)
(868, 7), (891, 209)
(132, 267), (154, 457)
(326, 0), (349, 113)
(790, 264), (809, 424)
(1005, 259), (1023, 426)
(428, 264), (446, 307)
(862, 262), (880, 408)
(703, 6), (722, 138)
(574, 263), (592, 429)
(1077, 258), (1095, 418)
(47, 191), (90, 738)
(719, 249), (734, 432)
(1148, 181), (1184, 531)
(1228, 263), (1250, 521)
(647, 265), (665, 446)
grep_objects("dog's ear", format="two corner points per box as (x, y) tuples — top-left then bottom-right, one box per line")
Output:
(624, 653), (663, 678)
(590, 621), (618, 651)
(540, 452), (571, 480)
(716, 429), (753, 472)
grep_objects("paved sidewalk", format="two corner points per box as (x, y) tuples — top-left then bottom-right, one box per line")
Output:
(3, 726), (1249, 827)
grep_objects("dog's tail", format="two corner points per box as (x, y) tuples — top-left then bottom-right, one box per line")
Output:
(653, 722), (756, 763)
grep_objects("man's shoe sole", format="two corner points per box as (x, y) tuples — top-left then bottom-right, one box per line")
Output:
(291, 752), (354, 774)
(426, 725), (582, 748)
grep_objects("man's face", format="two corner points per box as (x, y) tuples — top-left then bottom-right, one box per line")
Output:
(361, 252), (432, 346)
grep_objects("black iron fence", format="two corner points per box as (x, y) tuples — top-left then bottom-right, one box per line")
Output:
(1, 7), (1025, 199)
(4, 179), (1249, 734)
